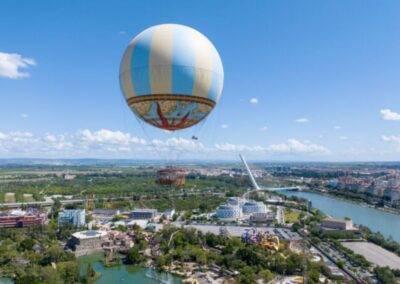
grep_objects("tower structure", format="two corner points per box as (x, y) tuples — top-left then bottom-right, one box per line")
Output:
(239, 154), (260, 190)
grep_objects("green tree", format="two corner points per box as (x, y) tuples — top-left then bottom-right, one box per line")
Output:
(50, 199), (62, 219)
(374, 266), (396, 284)
(18, 238), (36, 251)
(16, 274), (41, 284)
(235, 266), (256, 284)
(57, 261), (80, 284)
(259, 269), (274, 282)
(87, 263), (96, 278)
(126, 247), (142, 264)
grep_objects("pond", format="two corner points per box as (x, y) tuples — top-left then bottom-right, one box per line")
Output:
(79, 253), (182, 284)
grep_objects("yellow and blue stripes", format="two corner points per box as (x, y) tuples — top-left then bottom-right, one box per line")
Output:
(120, 24), (224, 103)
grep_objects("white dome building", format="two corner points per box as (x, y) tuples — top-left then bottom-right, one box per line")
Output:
(226, 197), (246, 207)
(242, 201), (267, 214)
(216, 205), (242, 220)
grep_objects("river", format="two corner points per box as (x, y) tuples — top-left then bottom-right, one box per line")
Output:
(280, 190), (400, 243)
(79, 253), (182, 284)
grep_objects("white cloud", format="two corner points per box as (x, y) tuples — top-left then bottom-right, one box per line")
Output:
(215, 143), (264, 152)
(381, 109), (400, 121)
(334, 126), (341, 130)
(119, 31), (126, 35)
(249, 98), (258, 104)
(295, 118), (309, 123)
(266, 139), (329, 155)
(215, 139), (329, 155)
(221, 124), (228, 129)
(20, 113), (28, 119)
(339, 136), (348, 140)
(0, 130), (330, 159)
(0, 129), (207, 158)
(77, 129), (146, 145)
(259, 126), (268, 132)
(0, 52), (36, 79)
(382, 135), (400, 143)
(151, 137), (205, 153)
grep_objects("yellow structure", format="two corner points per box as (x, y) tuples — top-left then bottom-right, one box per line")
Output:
(260, 234), (280, 251)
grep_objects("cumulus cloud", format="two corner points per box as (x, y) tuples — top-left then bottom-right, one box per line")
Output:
(249, 98), (258, 104)
(259, 126), (268, 132)
(0, 52), (36, 79)
(215, 139), (329, 155)
(266, 139), (329, 155)
(0, 129), (207, 158)
(0, 129), (330, 159)
(221, 124), (228, 129)
(295, 118), (309, 123)
(215, 143), (264, 152)
(151, 137), (205, 153)
(381, 109), (400, 121)
(382, 135), (400, 143)
(77, 129), (146, 146)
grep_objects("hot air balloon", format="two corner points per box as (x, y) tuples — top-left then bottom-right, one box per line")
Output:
(119, 24), (224, 131)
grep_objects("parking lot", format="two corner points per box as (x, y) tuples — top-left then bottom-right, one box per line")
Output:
(342, 241), (400, 270)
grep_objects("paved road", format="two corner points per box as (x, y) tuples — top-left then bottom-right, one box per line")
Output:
(242, 187), (302, 199)
(0, 196), (138, 208)
(154, 222), (302, 240)
(276, 206), (284, 224)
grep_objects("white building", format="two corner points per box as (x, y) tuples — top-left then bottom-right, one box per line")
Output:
(226, 197), (246, 207)
(162, 209), (175, 220)
(58, 209), (86, 227)
(215, 205), (242, 220)
(242, 201), (267, 214)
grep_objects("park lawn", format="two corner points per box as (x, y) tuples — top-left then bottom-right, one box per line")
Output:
(23, 194), (35, 202)
(4, 193), (16, 203)
(284, 209), (302, 223)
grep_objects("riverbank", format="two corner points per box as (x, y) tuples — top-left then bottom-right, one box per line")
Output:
(280, 190), (400, 243)
(304, 189), (400, 215)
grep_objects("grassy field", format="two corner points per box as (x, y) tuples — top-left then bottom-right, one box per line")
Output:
(4, 193), (16, 203)
(23, 194), (35, 202)
(283, 208), (302, 223)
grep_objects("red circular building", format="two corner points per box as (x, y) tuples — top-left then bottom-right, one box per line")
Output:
(156, 169), (186, 186)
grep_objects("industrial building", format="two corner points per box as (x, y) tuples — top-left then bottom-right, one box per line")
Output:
(226, 197), (246, 207)
(93, 209), (120, 216)
(68, 230), (108, 256)
(58, 209), (86, 227)
(215, 205), (242, 220)
(320, 218), (354, 231)
(0, 208), (46, 228)
(250, 212), (275, 224)
(242, 201), (267, 214)
(129, 209), (157, 220)
(215, 196), (269, 221)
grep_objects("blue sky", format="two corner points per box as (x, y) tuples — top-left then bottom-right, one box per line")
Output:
(1, 0), (400, 161)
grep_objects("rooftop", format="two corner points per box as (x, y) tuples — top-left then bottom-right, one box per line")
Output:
(72, 230), (107, 240)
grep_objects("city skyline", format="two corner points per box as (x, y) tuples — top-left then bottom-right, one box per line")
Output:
(2, 1), (400, 161)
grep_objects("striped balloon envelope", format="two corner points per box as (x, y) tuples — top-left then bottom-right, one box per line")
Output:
(120, 24), (224, 131)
